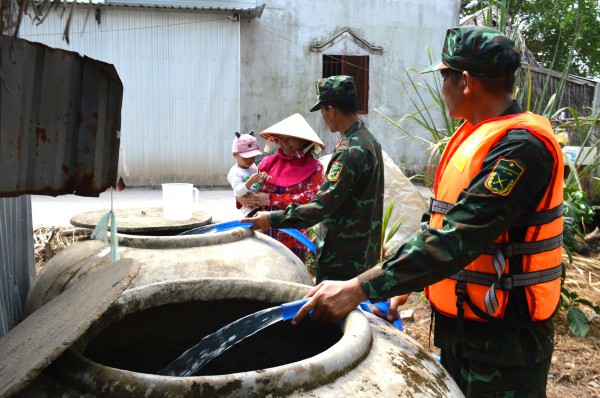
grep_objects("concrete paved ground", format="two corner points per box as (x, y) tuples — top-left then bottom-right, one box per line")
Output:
(31, 185), (433, 229)
(30, 187), (238, 228)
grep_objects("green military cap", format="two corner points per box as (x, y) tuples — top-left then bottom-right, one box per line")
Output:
(421, 26), (515, 76)
(310, 75), (357, 112)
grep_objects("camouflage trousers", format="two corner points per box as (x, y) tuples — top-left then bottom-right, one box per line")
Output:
(440, 348), (552, 397)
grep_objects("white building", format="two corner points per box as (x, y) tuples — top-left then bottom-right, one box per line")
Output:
(18, 0), (459, 187)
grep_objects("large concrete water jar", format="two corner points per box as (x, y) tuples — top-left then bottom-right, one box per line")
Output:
(18, 278), (463, 397)
(25, 227), (313, 314)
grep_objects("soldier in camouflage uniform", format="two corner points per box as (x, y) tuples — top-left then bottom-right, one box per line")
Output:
(293, 27), (564, 398)
(243, 75), (384, 283)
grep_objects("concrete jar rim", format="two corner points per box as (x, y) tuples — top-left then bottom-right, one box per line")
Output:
(56, 278), (373, 397)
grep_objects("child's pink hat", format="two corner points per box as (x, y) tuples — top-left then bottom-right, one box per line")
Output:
(232, 130), (263, 158)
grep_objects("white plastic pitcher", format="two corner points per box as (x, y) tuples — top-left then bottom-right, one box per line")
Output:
(161, 183), (200, 221)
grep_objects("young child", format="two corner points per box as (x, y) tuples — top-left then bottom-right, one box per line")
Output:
(227, 131), (269, 216)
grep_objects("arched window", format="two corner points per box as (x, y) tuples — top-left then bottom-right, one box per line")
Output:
(310, 28), (382, 115)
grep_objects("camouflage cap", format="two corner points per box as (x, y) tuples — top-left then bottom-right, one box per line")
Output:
(309, 75), (357, 112)
(420, 26), (515, 76)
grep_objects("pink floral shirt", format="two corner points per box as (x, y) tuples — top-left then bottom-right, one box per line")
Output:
(260, 161), (324, 249)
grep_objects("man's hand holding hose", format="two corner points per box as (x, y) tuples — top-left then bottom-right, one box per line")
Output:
(291, 278), (367, 325)
(291, 278), (411, 325)
(240, 210), (271, 230)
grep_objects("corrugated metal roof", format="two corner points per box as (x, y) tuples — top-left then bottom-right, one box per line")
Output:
(107, 0), (257, 8)
(0, 36), (124, 197)
(69, 0), (256, 5)
(64, 0), (264, 17)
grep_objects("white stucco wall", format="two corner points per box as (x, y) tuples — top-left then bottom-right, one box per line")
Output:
(241, 0), (460, 174)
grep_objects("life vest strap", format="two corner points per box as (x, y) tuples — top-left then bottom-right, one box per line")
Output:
(460, 292), (542, 327)
(450, 264), (563, 290)
(429, 199), (563, 228)
(482, 234), (563, 257)
(512, 204), (564, 227)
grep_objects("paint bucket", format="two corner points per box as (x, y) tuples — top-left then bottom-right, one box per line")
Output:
(161, 183), (199, 221)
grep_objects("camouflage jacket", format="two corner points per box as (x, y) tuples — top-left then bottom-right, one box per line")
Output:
(270, 120), (384, 282)
(358, 104), (557, 365)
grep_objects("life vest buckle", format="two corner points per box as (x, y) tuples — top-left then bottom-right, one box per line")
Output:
(455, 282), (467, 302)
(455, 281), (466, 318)
(455, 280), (466, 295)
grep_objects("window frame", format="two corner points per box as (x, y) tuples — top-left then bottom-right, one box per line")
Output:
(322, 55), (369, 114)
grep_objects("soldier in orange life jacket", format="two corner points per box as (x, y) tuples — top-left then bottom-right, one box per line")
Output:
(292, 26), (564, 397)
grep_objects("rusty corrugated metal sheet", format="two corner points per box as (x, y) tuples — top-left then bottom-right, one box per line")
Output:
(0, 35), (123, 197)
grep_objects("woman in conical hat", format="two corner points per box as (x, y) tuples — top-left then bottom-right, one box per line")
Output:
(259, 113), (325, 155)
(255, 113), (325, 262)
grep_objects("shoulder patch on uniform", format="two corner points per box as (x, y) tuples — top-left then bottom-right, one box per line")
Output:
(484, 157), (525, 196)
(327, 161), (344, 182)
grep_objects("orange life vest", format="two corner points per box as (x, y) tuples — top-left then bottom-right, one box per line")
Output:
(425, 113), (564, 322)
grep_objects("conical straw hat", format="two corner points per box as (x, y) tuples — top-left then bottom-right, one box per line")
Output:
(259, 113), (326, 150)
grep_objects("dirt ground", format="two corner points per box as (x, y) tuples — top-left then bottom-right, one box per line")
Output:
(34, 227), (600, 397)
